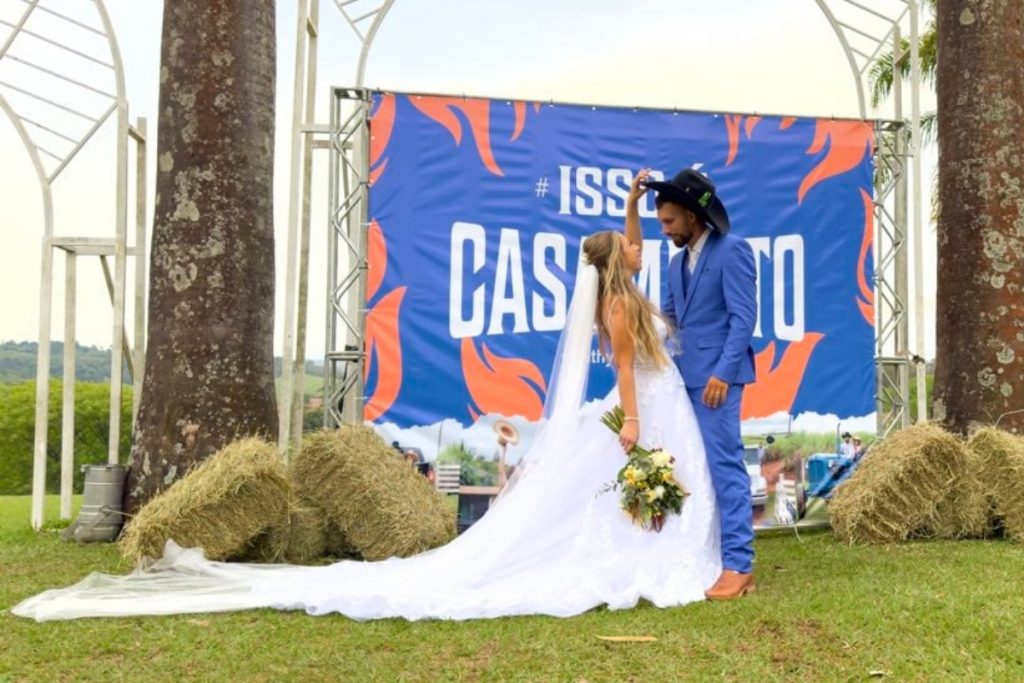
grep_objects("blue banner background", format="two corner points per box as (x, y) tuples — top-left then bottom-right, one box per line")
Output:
(365, 93), (875, 429)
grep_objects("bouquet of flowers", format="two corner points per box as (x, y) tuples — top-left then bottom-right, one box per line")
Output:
(600, 405), (688, 532)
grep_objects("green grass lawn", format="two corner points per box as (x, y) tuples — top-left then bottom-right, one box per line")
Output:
(2, 495), (1024, 682)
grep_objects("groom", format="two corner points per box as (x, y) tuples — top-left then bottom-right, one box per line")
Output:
(640, 168), (758, 600)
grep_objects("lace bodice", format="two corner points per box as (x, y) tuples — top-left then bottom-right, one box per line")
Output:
(633, 314), (674, 368)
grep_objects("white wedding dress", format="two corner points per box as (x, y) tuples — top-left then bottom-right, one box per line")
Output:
(13, 267), (721, 622)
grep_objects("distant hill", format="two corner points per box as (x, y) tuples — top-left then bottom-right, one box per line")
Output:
(0, 341), (324, 384)
(0, 341), (131, 383)
(273, 357), (325, 379)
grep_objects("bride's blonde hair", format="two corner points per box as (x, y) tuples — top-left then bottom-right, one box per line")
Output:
(582, 231), (669, 369)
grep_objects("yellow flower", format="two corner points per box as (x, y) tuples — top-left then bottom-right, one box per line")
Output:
(662, 471), (674, 483)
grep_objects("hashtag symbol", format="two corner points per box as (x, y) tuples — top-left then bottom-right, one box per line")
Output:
(534, 177), (549, 197)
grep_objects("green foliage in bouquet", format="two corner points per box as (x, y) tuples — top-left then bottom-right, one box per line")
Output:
(600, 406), (689, 532)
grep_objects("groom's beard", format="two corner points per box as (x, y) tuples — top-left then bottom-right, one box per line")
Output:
(667, 235), (687, 248)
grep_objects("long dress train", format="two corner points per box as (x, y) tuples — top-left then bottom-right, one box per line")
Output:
(13, 303), (721, 622)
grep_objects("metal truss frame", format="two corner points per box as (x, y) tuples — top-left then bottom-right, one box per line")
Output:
(323, 87), (371, 429)
(874, 120), (912, 436)
(276, 0), (928, 437)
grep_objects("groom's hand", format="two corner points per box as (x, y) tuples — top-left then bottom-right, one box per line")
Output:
(702, 377), (729, 409)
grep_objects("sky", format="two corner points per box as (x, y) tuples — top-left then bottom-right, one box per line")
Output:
(0, 0), (938, 362)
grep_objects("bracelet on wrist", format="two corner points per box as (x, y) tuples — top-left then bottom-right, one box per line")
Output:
(623, 416), (639, 423)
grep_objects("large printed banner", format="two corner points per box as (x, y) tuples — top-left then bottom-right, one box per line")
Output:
(364, 92), (875, 434)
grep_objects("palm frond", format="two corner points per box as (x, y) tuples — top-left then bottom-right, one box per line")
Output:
(920, 111), (937, 145)
(868, 24), (937, 108)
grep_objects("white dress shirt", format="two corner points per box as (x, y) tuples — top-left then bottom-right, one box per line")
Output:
(687, 229), (711, 274)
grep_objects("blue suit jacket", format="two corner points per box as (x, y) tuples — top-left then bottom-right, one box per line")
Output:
(661, 231), (757, 389)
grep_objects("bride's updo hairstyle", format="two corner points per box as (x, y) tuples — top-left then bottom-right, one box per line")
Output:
(582, 231), (669, 369)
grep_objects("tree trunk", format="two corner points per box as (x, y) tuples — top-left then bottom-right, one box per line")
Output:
(934, 1), (1024, 434)
(124, 0), (277, 513)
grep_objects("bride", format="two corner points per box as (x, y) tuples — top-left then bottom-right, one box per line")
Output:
(13, 183), (721, 623)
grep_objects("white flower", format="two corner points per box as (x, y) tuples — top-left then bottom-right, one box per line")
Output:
(653, 485), (666, 500)
(650, 450), (672, 467)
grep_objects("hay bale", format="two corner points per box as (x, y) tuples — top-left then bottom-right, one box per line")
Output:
(925, 445), (991, 539)
(279, 498), (330, 562)
(240, 530), (287, 563)
(244, 495), (330, 564)
(120, 438), (290, 564)
(969, 427), (1024, 541)
(293, 427), (456, 561)
(830, 424), (969, 544)
(323, 521), (362, 560)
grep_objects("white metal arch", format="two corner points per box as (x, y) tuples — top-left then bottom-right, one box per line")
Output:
(2, 0), (145, 529)
(278, 0), (926, 447)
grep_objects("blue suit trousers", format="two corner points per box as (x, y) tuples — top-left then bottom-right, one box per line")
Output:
(687, 384), (754, 573)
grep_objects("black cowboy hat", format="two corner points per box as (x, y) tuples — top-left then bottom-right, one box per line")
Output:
(644, 168), (731, 233)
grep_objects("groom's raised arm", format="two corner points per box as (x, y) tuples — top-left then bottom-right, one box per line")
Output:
(711, 238), (757, 383)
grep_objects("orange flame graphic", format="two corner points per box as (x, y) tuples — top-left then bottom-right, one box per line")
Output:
(798, 121), (874, 204)
(856, 188), (875, 326)
(725, 114), (763, 166)
(779, 117), (797, 130)
(741, 333), (824, 420)
(410, 96), (504, 176)
(367, 219), (386, 301)
(364, 287), (407, 421)
(461, 338), (547, 421)
(511, 101), (541, 142)
(725, 114), (743, 166)
(362, 219), (406, 421)
(744, 116), (762, 138)
(369, 94), (396, 186)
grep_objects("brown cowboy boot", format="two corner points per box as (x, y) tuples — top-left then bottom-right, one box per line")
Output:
(705, 570), (756, 601)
